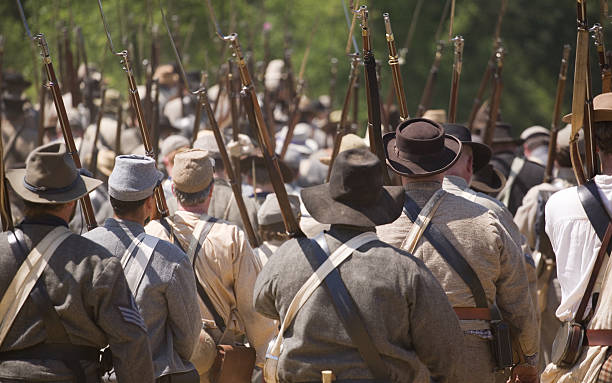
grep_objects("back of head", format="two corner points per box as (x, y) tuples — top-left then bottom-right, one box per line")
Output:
(172, 149), (214, 207)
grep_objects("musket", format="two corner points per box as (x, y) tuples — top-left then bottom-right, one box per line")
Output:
(582, 1), (597, 180)
(0, 35), (12, 232)
(467, 0), (507, 131)
(345, 0), (360, 54)
(416, 41), (445, 118)
(280, 20), (318, 159)
(115, 101), (122, 155)
(227, 61), (242, 188)
(448, 36), (465, 123)
(34, 34), (98, 230)
(191, 72), (206, 146)
(62, 27), (80, 108)
(482, 45), (505, 147)
(327, 55), (360, 180)
(76, 26), (95, 120)
(97, 0), (169, 218)
(383, 13), (409, 121)
(357, 6), (390, 184)
(205, 0), (304, 238)
(160, 2), (258, 246)
(89, 86), (106, 178)
(544, 44), (571, 183)
(37, 66), (46, 146)
(590, 23), (612, 92)
(329, 57), (339, 111)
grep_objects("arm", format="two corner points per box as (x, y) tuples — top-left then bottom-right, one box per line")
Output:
(166, 254), (202, 361)
(90, 256), (155, 383)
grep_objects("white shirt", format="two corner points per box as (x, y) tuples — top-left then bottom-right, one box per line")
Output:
(545, 175), (612, 321)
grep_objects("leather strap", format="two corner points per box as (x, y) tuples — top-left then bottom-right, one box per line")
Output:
(307, 233), (390, 381)
(586, 329), (612, 346)
(121, 233), (160, 298)
(454, 307), (492, 321)
(497, 156), (526, 207)
(160, 217), (184, 252)
(400, 189), (446, 253)
(187, 217), (217, 265)
(403, 195), (502, 321)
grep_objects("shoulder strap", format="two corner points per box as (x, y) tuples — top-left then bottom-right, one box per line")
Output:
(159, 217), (185, 252)
(0, 226), (72, 346)
(497, 156), (526, 207)
(403, 195), (499, 318)
(400, 189), (446, 253)
(309, 233), (390, 381)
(121, 233), (160, 298)
(578, 180), (612, 242)
(267, 232), (378, 373)
(187, 217), (217, 265)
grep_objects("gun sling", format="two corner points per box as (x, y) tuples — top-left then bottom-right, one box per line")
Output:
(0, 228), (99, 383)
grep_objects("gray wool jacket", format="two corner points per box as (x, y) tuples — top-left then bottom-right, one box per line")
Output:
(84, 217), (201, 379)
(0, 215), (154, 383)
(254, 225), (468, 383)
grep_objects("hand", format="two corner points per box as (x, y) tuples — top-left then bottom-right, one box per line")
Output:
(508, 364), (539, 383)
(226, 140), (241, 158)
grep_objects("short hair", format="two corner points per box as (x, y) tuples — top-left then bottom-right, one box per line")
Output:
(595, 121), (612, 155)
(23, 200), (70, 217)
(110, 196), (149, 216)
(556, 146), (572, 168)
(174, 183), (212, 206)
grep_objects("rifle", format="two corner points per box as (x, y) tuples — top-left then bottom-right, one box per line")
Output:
(544, 45), (571, 184)
(482, 45), (505, 147)
(383, 13), (409, 122)
(97, 0), (169, 218)
(329, 57), (339, 111)
(34, 34), (97, 230)
(416, 41), (445, 118)
(89, 86), (107, 178)
(582, 1), (597, 180)
(62, 27), (80, 108)
(467, 0), (507, 131)
(357, 6), (390, 185)
(590, 23), (612, 92)
(75, 27), (95, 121)
(0, 35), (12, 232)
(447, 36), (464, 123)
(37, 66), (46, 146)
(280, 20), (318, 159)
(327, 55), (360, 180)
(191, 72), (206, 146)
(115, 101), (123, 155)
(227, 61), (242, 188)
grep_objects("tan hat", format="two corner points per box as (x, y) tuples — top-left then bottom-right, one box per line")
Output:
(422, 109), (447, 124)
(520, 125), (550, 141)
(97, 149), (116, 177)
(563, 92), (612, 123)
(319, 134), (367, 165)
(172, 149), (214, 193)
(153, 64), (179, 86)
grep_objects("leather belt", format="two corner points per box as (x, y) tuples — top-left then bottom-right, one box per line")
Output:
(454, 307), (491, 321)
(587, 330), (612, 346)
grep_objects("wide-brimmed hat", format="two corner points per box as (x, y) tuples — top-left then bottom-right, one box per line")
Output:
(108, 155), (164, 201)
(563, 92), (612, 123)
(443, 123), (491, 172)
(257, 193), (301, 226)
(301, 148), (405, 227)
(6, 142), (102, 204)
(383, 118), (462, 177)
(319, 133), (367, 165)
(471, 163), (506, 194)
(153, 64), (179, 86)
(172, 149), (214, 193)
(422, 109), (447, 124)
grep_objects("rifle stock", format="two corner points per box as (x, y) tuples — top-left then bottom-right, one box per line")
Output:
(544, 45), (571, 183)
(590, 23), (612, 92)
(35, 34), (97, 230)
(448, 36), (464, 123)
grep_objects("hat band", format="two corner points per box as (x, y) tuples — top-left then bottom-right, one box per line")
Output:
(394, 145), (443, 162)
(22, 168), (88, 194)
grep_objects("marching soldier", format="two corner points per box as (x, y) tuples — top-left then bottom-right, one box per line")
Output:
(0, 142), (154, 382)
(159, 134), (190, 215)
(83, 154), (201, 382)
(541, 93), (612, 382)
(377, 119), (539, 383)
(145, 149), (276, 381)
(254, 148), (468, 382)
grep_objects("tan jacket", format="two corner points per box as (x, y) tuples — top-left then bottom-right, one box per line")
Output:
(146, 210), (276, 365)
(377, 181), (539, 356)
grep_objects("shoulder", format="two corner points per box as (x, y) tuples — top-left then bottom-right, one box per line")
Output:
(151, 236), (189, 264)
(546, 186), (582, 221)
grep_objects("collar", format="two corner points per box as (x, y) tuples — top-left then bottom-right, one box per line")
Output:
(21, 214), (69, 228)
(444, 175), (469, 190)
(104, 217), (145, 238)
(326, 224), (375, 242)
(403, 180), (443, 192)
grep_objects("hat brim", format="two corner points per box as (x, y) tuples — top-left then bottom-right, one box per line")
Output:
(563, 109), (612, 124)
(463, 141), (492, 173)
(471, 167), (506, 194)
(6, 169), (102, 204)
(383, 132), (462, 177)
(301, 183), (405, 227)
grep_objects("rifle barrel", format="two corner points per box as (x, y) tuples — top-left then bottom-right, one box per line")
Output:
(383, 13), (409, 121)
(482, 46), (505, 147)
(416, 42), (444, 118)
(448, 36), (464, 123)
(35, 34), (97, 230)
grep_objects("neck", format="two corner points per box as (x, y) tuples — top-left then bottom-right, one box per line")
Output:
(114, 213), (145, 226)
(178, 201), (209, 215)
(402, 172), (445, 185)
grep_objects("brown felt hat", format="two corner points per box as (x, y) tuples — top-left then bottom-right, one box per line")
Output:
(383, 118), (462, 177)
(443, 123), (491, 173)
(471, 163), (506, 194)
(6, 142), (102, 204)
(563, 92), (612, 123)
(172, 149), (214, 193)
(301, 148), (405, 227)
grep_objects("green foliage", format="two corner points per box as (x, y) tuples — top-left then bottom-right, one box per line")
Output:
(0, 0), (607, 136)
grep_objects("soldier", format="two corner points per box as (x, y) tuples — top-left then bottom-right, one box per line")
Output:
(376, 119), (539, 383)
(144, 149), (276, 381)
(83, 154), (201, 382)
(254, 148), (467, 382)
(0, 142), (154, 382)
(159, 135), (190, 215)
(253, 193), (301, 266)
(520, 126), (551, 167)
(541, 93), (612, 382)
(489, 122), (545, 215)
